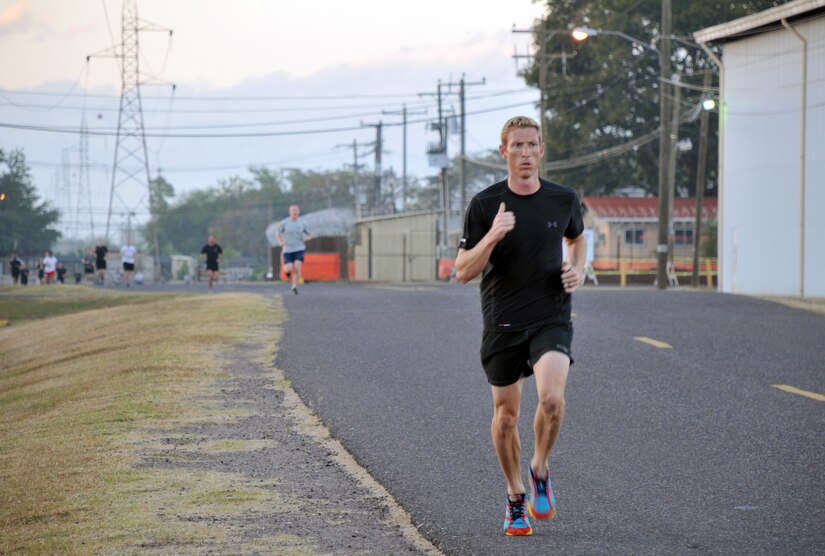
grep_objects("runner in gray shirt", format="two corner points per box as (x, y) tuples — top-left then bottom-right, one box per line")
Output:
(276, 204), (312, 294)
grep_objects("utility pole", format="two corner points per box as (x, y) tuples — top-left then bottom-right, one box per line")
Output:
(420, 81), (449, 253)
(456, 75), (486, 219)
(360, 121), (384, 214)
(656, 0), (673, 289)
(383, 104), (427, 211)
(692, 68), (712, 287)
(513, 25), (576, 176)
(335, 139), (372, 219)
(88, 0), (172, 282)
(421, 77), (485, 251)
(667, 71), (682, 278)
(436, 83), (448, 250)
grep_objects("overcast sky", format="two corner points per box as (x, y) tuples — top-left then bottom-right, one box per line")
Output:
(0, 0), (547, 237)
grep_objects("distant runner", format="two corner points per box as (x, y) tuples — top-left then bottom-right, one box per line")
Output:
(200, 234), (223, 291)
(94, 239), (108, 286)
(42, 250), (57, 285)
(9, 252), (24, 285)
(276, 204), (312, 295)
(119, 240), (138, 287)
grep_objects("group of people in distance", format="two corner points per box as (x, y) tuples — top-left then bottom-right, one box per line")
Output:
(80, 239), (139, 287)
(8, 249), (67, 285)
(6, 204), (311, 293)
(5, 240), (141, 287)
(195, 203), (311, 294)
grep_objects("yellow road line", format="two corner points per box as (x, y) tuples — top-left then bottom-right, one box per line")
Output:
(773, 384), (825, 402)
(634, 336), (672, 349)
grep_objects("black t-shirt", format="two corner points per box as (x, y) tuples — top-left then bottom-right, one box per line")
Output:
(94, 245), (108, 264)
(201, 244), (223, 266)
(460, 179), (584, 331)
(9, 257), (22, 275)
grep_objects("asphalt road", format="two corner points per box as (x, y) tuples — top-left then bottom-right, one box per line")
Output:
(274, 283), (825, 556)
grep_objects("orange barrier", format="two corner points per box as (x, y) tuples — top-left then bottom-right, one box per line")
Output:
(280, 253), (341, 281)
(438, 258), (455, 280)
(592, 259), (718, 271)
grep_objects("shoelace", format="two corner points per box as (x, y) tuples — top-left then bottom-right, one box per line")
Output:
(535, 476), (547, 496)
(508, 498), (526, 521)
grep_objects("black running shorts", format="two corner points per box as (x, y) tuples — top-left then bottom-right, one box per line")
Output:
(480, 321), (574, 387)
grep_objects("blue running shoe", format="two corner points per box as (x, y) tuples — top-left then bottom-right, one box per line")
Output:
(527, 467), (556, 520)
(503, 493), (533, 536)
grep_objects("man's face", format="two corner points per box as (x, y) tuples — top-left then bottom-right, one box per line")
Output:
(499, 127), (544, 180)
(289, 206), (300, 219)
(208, 235), (215, 245)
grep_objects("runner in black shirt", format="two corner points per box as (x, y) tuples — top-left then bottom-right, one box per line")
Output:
(455, 116), (586, 537)
(94, 240), (108, 285)
(9, 252), (24, 285)
(201, 234), (223, 291)
(82, 248), (95, 283)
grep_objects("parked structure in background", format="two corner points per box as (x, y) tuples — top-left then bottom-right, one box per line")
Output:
(583, 196), (718, 268)
(353, 210), (441, 282)
(695, 0), (825, 298)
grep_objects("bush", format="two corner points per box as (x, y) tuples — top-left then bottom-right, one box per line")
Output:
(175, 261), (190, 281)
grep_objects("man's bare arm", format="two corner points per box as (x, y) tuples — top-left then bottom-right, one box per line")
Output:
(561, 233), (587, 293)
(455, 202), (514, 284)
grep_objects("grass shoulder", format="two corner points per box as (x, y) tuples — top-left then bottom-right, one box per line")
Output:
(0, 289), (285, 553)
(0, 285), (191, 326)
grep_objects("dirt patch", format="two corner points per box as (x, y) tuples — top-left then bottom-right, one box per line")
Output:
(133, 311), (443, 554)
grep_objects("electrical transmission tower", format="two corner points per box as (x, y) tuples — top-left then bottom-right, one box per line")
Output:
(77, 114), (94, 239)
(88, 0), (172, 280)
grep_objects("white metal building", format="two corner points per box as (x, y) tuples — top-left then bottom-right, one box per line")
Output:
(695, 0), (825, 297)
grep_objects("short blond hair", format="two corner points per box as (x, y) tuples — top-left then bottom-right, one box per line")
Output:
(500, 116), (541, 146)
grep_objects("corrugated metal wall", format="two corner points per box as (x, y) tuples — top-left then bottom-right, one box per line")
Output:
(721, 15), (825, 296)
(353, 212), (438, 281)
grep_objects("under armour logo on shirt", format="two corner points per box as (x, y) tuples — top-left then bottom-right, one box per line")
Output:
(547, 221), (558, 228)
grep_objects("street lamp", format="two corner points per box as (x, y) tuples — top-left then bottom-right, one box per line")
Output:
(571, 26), (661, 54)
(571, 3), (675, 290)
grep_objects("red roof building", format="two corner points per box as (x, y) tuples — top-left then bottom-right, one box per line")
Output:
(581, 197), (718, 270)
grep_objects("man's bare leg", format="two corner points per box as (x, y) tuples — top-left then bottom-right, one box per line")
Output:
(491, 379), (526, 495)
(530, 351), (569, 475)
(292, 260), (302, 291)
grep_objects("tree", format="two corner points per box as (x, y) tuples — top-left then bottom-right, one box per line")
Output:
(149, 168), (292, 263)
(0, 147), (60, 255)
(144, 174), (176, 256)
(525, 0), (784, 196)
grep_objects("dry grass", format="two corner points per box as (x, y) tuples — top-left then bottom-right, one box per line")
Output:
(0, 284), (182, 325)
(0, 291), (288, 554)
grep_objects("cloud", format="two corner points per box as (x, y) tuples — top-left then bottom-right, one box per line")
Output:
(0, 0), (28, 34)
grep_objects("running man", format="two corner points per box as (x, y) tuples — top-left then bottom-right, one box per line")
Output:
(9, 252), (24, 285)
(275, 204), (312, 294)
(119, 239), (138, 287)
(94, 239), (108, 285)
(82, 248), (95, 283)
(455, 116), (586, 537)
(200, 234), (223, 291)
(42, 250), (58, 285)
